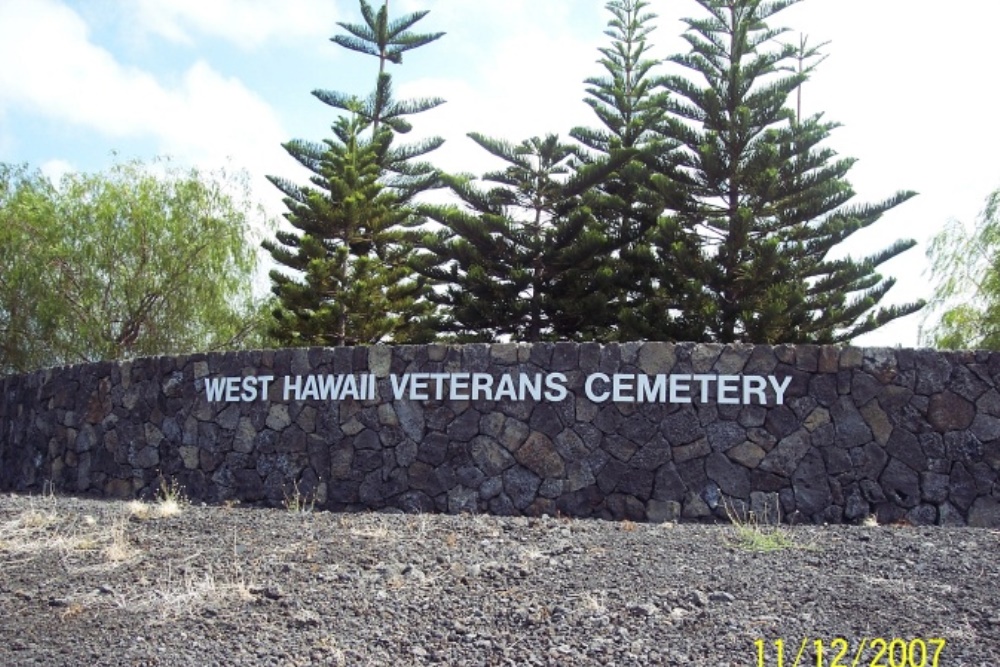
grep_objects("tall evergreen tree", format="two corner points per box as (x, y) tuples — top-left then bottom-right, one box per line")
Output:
(571, 0), (704, 341)
(264, 0), (444, 346)
(659, 0), (923, 344)
(414, 134), (616, 342)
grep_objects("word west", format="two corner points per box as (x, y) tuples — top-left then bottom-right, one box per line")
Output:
(203, 372), (792, 406)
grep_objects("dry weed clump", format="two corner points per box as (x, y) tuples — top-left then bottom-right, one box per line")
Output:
(282, 480), (317, 513)
(128, 478), (187, 521)
(115, 561), (259, 620)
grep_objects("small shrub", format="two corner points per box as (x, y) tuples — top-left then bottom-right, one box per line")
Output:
(724, 497), (802, 553)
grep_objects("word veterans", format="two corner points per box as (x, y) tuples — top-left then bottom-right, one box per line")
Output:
(203, 372), (792, 406)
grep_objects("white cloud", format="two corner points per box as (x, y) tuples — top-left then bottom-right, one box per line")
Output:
(392, 1), (607, 179)
(0, 0), (294, 214)
(40, 159), (75, 182)
(130, 0), (342, 49)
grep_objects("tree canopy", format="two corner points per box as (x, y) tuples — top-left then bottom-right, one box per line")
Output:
(569, 0), (703, 342)
(923, 187), (1000, 350)
(415, 133), (619, 341)
(7, 0), (928, 360)
(657, 0), (923, 344)
(264, 0), (443, 346)
(0, 159), (266, 374)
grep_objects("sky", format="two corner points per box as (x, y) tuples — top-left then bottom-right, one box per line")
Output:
(1, 0), (998, 348)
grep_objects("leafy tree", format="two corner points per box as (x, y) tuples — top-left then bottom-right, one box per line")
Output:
(265, 0), (444, 346)
(659, 0), (923, 344)
(923, 188), (1000, 350)
(0, 159), (266, 374)
(414, 133), (617, 342)
(0, 164), (60, 373)
(570, 0), (704, 341)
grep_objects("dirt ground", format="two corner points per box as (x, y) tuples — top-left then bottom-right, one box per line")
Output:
(1, 492), (998, 666)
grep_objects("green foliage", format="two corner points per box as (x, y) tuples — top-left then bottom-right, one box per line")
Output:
(415, 134), (618, 342)
(265, 0), (443, 346)
(570, 0), (703, 342)
(573, 0), (670, 154)
(333, 1), (444, 69)
(923, 188), (1000, 350)
(0, 159), (265, 374)
(659, 0), (923, 344)
(266, 115), (434, 346)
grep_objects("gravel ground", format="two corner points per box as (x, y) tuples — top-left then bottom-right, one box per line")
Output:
(1, 493), (998, 667)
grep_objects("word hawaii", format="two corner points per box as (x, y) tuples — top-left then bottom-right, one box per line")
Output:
(203, 372), (792, 406)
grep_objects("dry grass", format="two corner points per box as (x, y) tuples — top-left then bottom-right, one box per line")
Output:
(1, 491), (262, 622)
(115, 561), (258, 620)
(104, 515), (140, 563)
(283, 480), (317, 513)
(579, 590), (609, 615)
(128, 478), (187, 521)
(0, 493), (143, 574)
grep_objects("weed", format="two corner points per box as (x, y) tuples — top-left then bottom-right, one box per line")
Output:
(155, 478), (186, 517)
(60, 602), (86, 620)
(127, 500), (153, 520)
(579, 591), (608, 615)
(283, 480), (316, 513)
(130, 479), (187, 521)
(723, 497), (803, 553)
(73, 536), (100, 551)
(103, 515), (139, 563)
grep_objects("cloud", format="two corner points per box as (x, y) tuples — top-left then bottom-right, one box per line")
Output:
(0, 0), (294, 212)
(392, 1), (607, 177)
(129, 0), (342, 49)
(40, 159), (75, 182)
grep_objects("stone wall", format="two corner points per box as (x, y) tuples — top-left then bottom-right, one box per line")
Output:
(2, 343), (999, 526)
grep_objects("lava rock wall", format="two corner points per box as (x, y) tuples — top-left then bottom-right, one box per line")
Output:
(2, 343), (999, 526)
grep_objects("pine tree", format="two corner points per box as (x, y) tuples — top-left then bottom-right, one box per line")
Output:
(660, 0), (924, 344)
(414, 134), (617, 342)
(264, 0), (444, 346)
(571, 0), (704, 341)
(264, 115), (431, 346)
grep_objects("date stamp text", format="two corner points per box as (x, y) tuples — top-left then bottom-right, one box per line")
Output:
(754, 638), (947, 667)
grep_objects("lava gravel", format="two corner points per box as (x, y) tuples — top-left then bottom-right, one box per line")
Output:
(1, 493), (998, 666)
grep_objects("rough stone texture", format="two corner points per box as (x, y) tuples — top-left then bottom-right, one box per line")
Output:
(3, 343), (1000, 526)
(928, 391), (976, 431)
